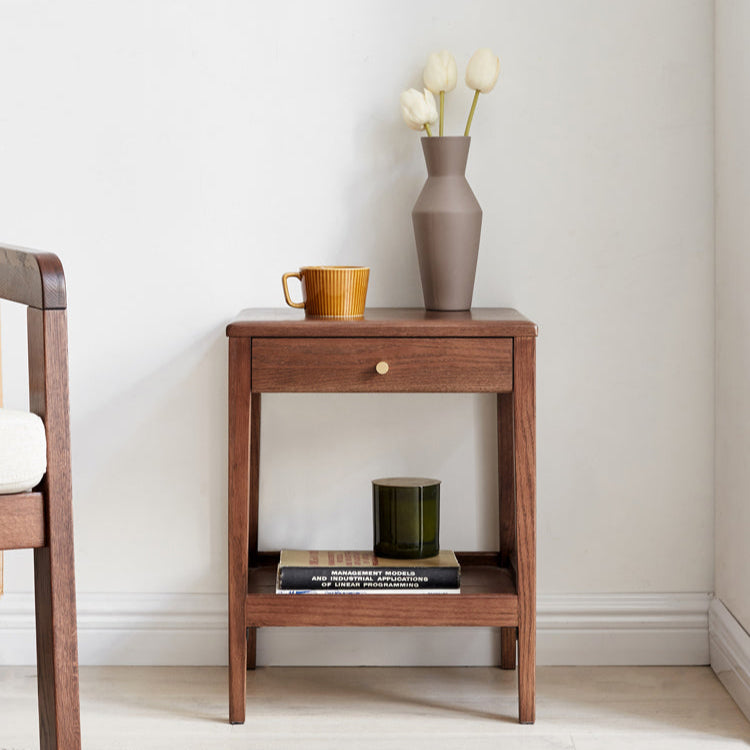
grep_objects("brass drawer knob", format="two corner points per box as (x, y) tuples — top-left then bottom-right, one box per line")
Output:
(375, 361), (390, 375)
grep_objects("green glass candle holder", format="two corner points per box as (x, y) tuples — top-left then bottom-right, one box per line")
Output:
(372, 477), (440, 559)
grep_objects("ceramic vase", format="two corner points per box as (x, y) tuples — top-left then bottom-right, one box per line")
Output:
(412, 136), (482, 311)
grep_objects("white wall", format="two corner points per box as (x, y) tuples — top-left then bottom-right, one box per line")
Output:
(715, 0), (750, 633)
(713, 5), (750, 708)
(0, 0), (715, 664)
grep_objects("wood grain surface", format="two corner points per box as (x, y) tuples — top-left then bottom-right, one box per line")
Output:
(246, 393), (261, 671)
(252, 337), (513, 393)
(226, 309), (538, 725)
(0, 247), (80, 747)
(28, 306), (81, 749)
(0, 244), (66, 309)
(0, 493), (45, 549)
(246, 565), (517, 627)
(227, 337), (252, 724)
(228, 307), (537, 339)
(498, 390), (517, 670)
(513, 336), (536, 724)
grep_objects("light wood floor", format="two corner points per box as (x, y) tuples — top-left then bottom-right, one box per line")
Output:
(1, 666), (749, 749)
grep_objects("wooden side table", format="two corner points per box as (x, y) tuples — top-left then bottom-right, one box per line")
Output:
(226, 308), (538, 724)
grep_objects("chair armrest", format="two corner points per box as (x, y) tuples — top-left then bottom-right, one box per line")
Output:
(0, 244), (66, 310)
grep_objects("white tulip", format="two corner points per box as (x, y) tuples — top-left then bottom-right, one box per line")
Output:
(465, 48), (500, 93)
(423, 51), (457, 94)
(400, 88), (438, 136)
(464, 48), (501, 136)
(423, 50), (457, 136)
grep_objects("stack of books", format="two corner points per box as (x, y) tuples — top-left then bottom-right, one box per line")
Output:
(276, 549), (461, 594)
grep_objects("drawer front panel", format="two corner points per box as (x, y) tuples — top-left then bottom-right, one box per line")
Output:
(251, 337), (512, 393)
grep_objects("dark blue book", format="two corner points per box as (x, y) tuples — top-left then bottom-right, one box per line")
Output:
(276, 549), (461, 594)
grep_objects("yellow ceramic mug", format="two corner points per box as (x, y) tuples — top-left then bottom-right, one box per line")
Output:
(282, 266), (370, 318)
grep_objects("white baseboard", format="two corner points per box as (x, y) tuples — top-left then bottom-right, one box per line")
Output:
(0, 593), (228, 666)
(538, 593), (709, 666)
(0, 591), (710, 667)
(709, 598), (750, 722)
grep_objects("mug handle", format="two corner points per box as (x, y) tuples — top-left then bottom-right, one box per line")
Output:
(282, 271), (305, 309)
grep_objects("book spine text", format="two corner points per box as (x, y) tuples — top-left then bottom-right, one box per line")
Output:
(278, 566), (460, 591)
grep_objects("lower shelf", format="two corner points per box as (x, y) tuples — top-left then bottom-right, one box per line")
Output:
(245, 555), (518, 628)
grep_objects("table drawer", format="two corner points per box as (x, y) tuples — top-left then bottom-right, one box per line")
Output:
(251, 337), (512, 393)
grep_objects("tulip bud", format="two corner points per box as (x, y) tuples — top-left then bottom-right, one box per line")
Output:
(423, 51), (458, 94)
(465, 48), (500, 93)
(424, 50), (457, 136)
(463, 48), (501, 136)
(400, 88), (438, 136)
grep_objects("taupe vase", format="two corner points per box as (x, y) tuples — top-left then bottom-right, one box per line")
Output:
(412, 136), (482, 311)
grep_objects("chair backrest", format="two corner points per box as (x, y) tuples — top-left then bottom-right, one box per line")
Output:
(0, 244), (66, 310)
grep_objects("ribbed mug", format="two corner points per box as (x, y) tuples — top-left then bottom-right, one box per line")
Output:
(282, 266), (369, 319)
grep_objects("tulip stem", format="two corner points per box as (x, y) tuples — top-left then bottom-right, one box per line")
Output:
(424, 123), (433, 137)
(464, 90), (480, 137)
(439, 91), (445, 136)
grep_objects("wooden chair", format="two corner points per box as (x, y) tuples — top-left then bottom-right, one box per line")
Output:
(0, 245), (81, 749)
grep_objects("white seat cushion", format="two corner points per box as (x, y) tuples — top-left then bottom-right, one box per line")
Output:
(0, 408), (47, 494)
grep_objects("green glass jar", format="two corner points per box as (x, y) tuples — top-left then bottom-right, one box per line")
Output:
(372, 477), (440, 559)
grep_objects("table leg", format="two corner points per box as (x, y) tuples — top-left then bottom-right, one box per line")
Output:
(514, 337), (536, 724)
(246, 628), (257, 670)
(228, 338), (252, 724)
(247, 392), (261, 671)
(497, 392), (517, 670)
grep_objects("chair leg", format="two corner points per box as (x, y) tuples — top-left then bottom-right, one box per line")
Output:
(27, 308), (81, 748)
(34, 546), (81, 750)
